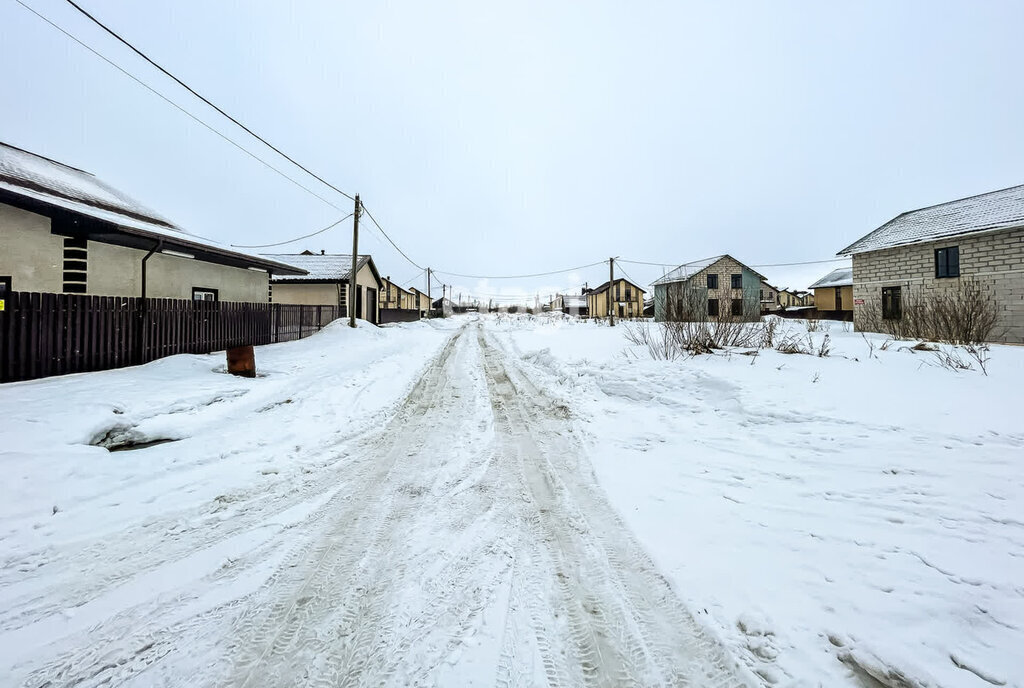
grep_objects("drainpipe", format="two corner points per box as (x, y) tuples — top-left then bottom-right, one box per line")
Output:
(136, 239), (162, 363)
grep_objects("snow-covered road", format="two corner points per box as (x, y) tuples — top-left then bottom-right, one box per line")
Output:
(1, 319), (752, 687)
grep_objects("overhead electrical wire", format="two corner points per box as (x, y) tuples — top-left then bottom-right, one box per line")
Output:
(617, 256), (850, 269)
(433, 260), (607, 281)
(231, 214), (353, 249)
(61, 0), (356, 202)
(360, 204), (424, 271)
(14, 0), (349, 215)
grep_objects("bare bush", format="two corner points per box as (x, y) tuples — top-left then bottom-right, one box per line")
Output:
(965, 344), (991, 376)
(859, 279), (1002, 344)
(931, 347), (973, 372)
(817, 334), (832, 358)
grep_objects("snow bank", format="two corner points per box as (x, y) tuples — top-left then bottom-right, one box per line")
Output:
(492, 315), (1024, 687)
(0, 319), (453, 681)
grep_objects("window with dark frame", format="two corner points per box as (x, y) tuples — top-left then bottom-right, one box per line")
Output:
(731, 299), (744, 316)
(0, 276), (11, 310)
(192, 287), (219, 302)
(935, 246), (960, 278)
(731, 273), (742, 289)
(707, 274), (718, 289)
(882, 286), (901, 320)
(707, 298), (719, 317)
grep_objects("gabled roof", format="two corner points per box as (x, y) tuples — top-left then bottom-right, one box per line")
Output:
(808, 267), (853, 289)
(561, 294), (587, 307)
(651, 254), (767, 286)
(264, 253), (380, 285)
(839, 184), (1024, 255)
(587, 278), (646, 295)
(0, 141), (305, 275)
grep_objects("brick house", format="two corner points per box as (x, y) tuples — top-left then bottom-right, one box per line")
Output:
(838, 184), (1024, 344)
(652, 255), (766, 322)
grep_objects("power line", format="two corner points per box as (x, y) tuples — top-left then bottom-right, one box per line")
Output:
(61, 0), (355, 202)
(434, 260), (606, 281)
(15, 0), (348, 214)
(398, 269), (426, 286)
(360, 204), (424, 271)
(231, 214), (353, 249)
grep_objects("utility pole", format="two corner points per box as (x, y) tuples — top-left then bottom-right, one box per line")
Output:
(426, 268), (432, 318)
(608, 256), (615, 327)
(349, 194), (360, 328)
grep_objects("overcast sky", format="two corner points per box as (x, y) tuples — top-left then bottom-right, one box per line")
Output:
(3, 1), (1023, 303)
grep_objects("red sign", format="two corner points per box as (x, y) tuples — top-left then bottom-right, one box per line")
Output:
(854, 298), (865, 305)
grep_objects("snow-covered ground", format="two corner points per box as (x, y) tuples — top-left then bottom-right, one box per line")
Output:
(492, 313), (1024, 687)
(2, 313), (1021, 687)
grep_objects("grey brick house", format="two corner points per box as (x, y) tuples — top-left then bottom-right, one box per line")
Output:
(838, 184), (1024, 343)
(652, 255), (765, 322)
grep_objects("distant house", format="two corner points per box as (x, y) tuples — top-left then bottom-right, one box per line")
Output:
(808, 267), (853, 319)
(0, 141), (304, 301)
(778, 288), (813, 308)
(652, 255), (767, 322)
(759, 280), (779, 313)
(408, 287), (430, 317)
(551, 293), (589, 317)
(379, 277), (415, 311)
(838, 184), (1024, 343)
(262, 251), (383, 324)
(585, 278), (645, 320)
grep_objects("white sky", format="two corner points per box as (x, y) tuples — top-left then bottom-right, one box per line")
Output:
(3, 1), (1023, 303)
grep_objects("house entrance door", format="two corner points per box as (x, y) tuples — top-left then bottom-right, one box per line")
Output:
(835, 287), (843, 311)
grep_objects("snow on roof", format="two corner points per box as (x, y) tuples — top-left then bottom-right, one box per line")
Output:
(650, 256), (724, 286)
(263, 253), (370, 282)
(0, 142), (305, 275)
(808, 267), (853, 289)
(561, 294), (587, 307)
(839, 184), (1024, 255)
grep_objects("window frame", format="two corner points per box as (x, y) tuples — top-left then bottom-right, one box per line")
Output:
(731, 298), (744, 316)
(881, 286), (901, 321)
(935, 246), (960, 279)
(706, 274), (718, 290)
(731, 273), (743, 289)
(707, 298), (719, 317)
(192, 286), (219, 302)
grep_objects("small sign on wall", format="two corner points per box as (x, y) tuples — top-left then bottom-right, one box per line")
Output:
(854, 298), (865, 305)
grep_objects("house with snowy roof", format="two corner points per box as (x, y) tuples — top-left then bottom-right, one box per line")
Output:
(651, 255), (766, 322)
(262, 251), (383, 324)
(808, 267), (853, 319)
(838, 184), (1024, 343)
(0, 141), (305, 303)
(379, 277), (415, 312)
(585, 278), (645, 320)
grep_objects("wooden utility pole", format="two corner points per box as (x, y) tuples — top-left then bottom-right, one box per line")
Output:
(349, 194), (360, 328)
(608, 256), (615, 327)
(426, 268), (432, 318)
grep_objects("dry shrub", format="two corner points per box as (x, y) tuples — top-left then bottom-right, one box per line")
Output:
(859, 279), (1002, 344)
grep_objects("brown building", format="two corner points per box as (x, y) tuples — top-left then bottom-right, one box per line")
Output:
(0, 142), (304, 302)
(585, 278), (645, 320)
(838, 184), (1024, 343)
(808, 267), (853, 318)
(263, 251), (383, 324)
(408, 287), (430, 317)
(379, 277), (415, 311)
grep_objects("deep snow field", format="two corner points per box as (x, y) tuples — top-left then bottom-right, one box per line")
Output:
(491, 313), (1024, 688)
(1, 312), (1021, 687)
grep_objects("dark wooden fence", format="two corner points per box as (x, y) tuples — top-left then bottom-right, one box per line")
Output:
(379, 308), (422, 324)
(0, 292), (340, 383)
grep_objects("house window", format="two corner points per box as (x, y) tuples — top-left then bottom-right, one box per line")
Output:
(708, 298), (719, 317)
(192, 287), (219, 302)
(707, 274), (718, 289)
(62, 237), (88, 294)
(731, 274), (742, 289)
(731, 299), (744, 316)
(935, 246), (960, 278)
(882, 287), (901, 320)
(0, 276), (10, 311)
(760, 289), (764, 300)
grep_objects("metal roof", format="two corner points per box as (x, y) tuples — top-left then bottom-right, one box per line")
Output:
(263, 253), (373, 282)
(839, 184), (1024, 255)
(651, 254), (767, 286)
(0, 141), (305, 275)
(808, 267), (853, 289)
